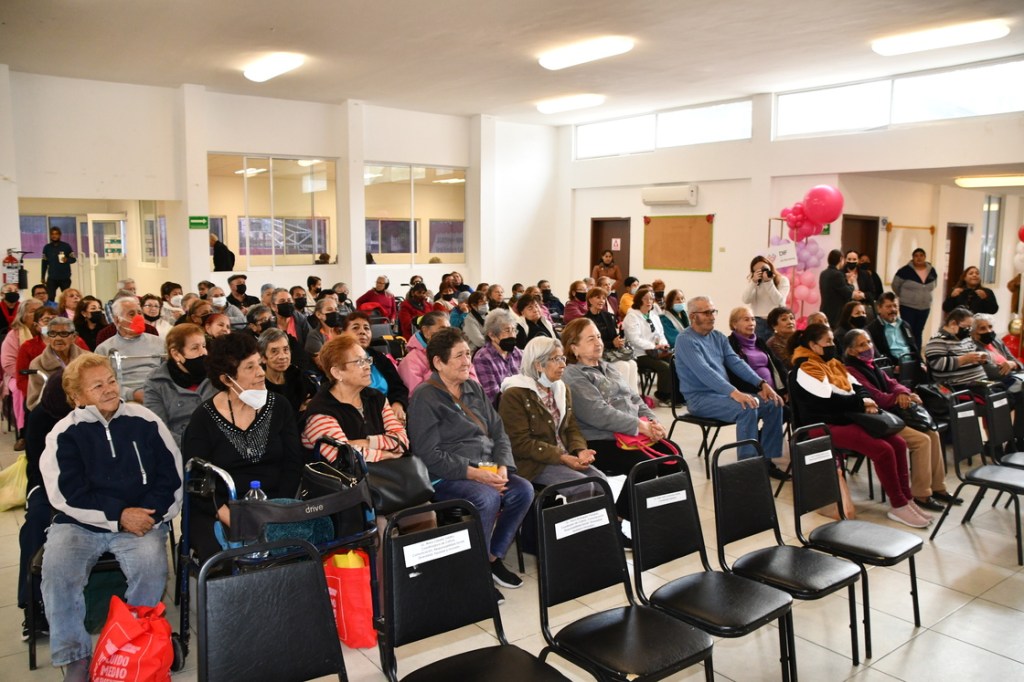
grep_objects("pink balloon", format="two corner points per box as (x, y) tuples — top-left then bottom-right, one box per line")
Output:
(803, 185), (844, 224)
(781, 207), (792, 219)
(793, 284), (810, 301)
(792, 202), (804, 217)
(800, 270), (817, 287)
(805, 289), (820, 305)
(786, 215), (798, 228)
(805, 221), (822, 235)
(796, 316), (808, 329)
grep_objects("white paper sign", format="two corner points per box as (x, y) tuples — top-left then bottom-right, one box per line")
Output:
(403, 528), (471, 567)
(647, 490), (687, 508)
(958, 411), (973, 419)
(994, 399), (1008, 408)
(611, 238), (621, 251)
(761, 240), (798, 269)
(805, 450), (833, 465)
(554, 510), (610, 540)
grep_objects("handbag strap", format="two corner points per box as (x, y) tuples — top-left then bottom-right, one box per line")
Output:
(426, 379), (488, 435)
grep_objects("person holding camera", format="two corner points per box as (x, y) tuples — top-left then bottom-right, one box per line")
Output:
(742, 256), (790, 341)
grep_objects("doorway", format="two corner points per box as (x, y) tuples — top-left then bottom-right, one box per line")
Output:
(840, 215), (879, 266)
(944, 223), (969, 298)
(75, 213), (127, 297)
(590, 218), (630, 294)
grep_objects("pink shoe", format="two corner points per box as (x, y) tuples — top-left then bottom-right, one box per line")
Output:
(908, 500), (934, 522)
(887, 504), (929, 529)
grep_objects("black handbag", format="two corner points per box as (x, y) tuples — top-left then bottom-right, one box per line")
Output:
(895, 402), (938, 432)
(365, 455), (434, 516)
(916, 383), (951, 419)
(846, 409), (905, 438)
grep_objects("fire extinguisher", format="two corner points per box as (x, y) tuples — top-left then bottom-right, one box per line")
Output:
(2, 250), (18, 287)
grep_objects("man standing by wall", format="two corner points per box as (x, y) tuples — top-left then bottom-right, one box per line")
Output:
(41, 227), (76, 302)
(210, 233), (235, 272)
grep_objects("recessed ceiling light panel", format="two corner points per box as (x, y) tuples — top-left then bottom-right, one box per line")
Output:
(872, 19), (1010, 56)
(539, 36), (634, 70)
(243, 53), (305, 82)
(536, 94), (606, 114)
(955, 175), (1024, 188)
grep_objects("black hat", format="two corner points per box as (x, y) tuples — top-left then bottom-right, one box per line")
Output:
(228, 274), (247, 284)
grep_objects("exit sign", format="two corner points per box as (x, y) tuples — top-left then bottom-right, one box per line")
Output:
(189, 216), (210, 229)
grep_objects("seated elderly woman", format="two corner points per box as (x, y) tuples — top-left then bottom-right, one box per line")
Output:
(408, 327), (532, 597)
(144, 323), (215, 448)
(301, 333), (408, 463)
(582, 285), (639, 393)
(727, 305), (787, 402)
(843, 329), (961, 512)
(971, 312), (1024, 448)
(182, 332), (304, 559)
(765, 306), (797, 370)
(514, 293), (555, 349)
(561, 318), (678, 526)
(498, 337), (605, 502)
(659, 288), (689, 347)
(787, 324), (928, 529)
(622, 285), (675, 406)
(399, 310), (479, 394)
(460, 291), (490, 351)
(259, 327), (316, 415)
(473, 308), (522, 406)
(343, 311), (409, 422)
(203, 311), (233, 339)
(40, 353), (182, 681)
(305, 297), (344, 358)
(27, 316), (86, 411)
(562, 280), (589, 323)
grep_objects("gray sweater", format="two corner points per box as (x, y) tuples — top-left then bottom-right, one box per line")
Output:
(143, 362), (217, 447)
(562, 361), (655, 441)
(95, 332), (166, 401)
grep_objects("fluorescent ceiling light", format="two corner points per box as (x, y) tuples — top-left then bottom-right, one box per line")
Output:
(234, 167), (267, 177)
(539, 36), (634, 70)
(433, 178), (466, 184)
(872, 20), (1010, 56)
(296, 159), (322, 167)
(243, 52), (305, 82)
(955, 175), (1024, 188)
(537, 94), (606, 114)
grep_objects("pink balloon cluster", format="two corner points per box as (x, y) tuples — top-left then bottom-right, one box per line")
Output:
(791, 268), (820, 306)
(781, 185), (845, 241)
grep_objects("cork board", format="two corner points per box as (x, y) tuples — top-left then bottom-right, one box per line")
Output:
(643, 214), (714, 271)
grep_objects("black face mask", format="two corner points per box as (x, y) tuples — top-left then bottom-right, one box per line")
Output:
(89, 311), (105, 325)
(276, 302), (295, 318)
(235, 283), (247, 295)
(293, 297), (307, 312)
(541, 290), (553, 302)
(324, 312), (344, 328)
(337, 292), (347, 303)
(259, 319), (276, 332)
(199, 313), (212, 324)
(956, 327), (971, 341)
(654, 290), (664, 301)
(845, 262), (858, 271)
(3, 292), (19, 304)
(849, 316), (867, 329)
(182, 355), (206, 380)
(979, 331), (997, 345)
(820, 346), (839, 362)
(143, 313), (161, 323)
(442, 293), (455, 301)
(574, 292), (587, 303)
(498, 337), (517, 353)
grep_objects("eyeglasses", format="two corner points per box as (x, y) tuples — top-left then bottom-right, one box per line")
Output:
(693, 309), (718, 316)
(343, 356), (374, 368)
(546, 355), (567, 365)
(47, 330), (75, 338)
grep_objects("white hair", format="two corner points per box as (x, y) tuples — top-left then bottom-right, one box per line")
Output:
(687, 296), (711, 316)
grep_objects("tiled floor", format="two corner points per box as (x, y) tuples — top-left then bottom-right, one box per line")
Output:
(2, 410), (1023, 681)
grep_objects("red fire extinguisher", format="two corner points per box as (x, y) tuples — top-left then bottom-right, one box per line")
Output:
(2, 250), (19, 287)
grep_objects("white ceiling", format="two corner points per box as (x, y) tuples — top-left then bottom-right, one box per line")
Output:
(2, 1), (1023, 192)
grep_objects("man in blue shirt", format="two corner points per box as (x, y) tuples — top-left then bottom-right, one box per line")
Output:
(675, 296), (787, 478)
(866, 292), (926, 383)
(41, 227), (77, 302)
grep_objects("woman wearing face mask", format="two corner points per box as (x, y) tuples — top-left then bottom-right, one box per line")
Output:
(56, 288), (82, 320)
(473, 309), (522, 407)
(185, 298), (213, 328)
(182, 332), (304, 560)
(659, 288), (689, 347)
(514, 294), (556, 350)
(561, 280), (589, 324)
(140, 294), (173, 336)
(72, 296), (106, 350)
(144, 323), (215, 447)
(460, 291), (489, 352)
(1, 299), (44, 448)
(498, 337), (606, 502)
(787, 324), (927, 529)
(833, 301), (869, 355)
(943, 265), (999, 315)
(305, 298), (345, 358)
(343, 311), (409, 422)
(742, 256), (791, 341)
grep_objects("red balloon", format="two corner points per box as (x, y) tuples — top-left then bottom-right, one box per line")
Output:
(791, 202), (804, 217)
(803, 185), (844, 224)
(786, 215), (798, 228)
(781, 207), (792, 219)
(1018, 225), (1024, 242)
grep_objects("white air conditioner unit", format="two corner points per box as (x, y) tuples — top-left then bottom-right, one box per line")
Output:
(641, 184), (698, 206)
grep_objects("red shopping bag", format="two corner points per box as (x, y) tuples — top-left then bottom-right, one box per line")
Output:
(90, 596), (173, 682)
(324, 549), (377, 648)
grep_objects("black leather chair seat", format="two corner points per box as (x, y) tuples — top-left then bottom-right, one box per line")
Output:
(555, 606), (713, 677)
(966, 464), (1024, 488)
(1000, 452), (1024, 468)
(650, 571), (792, 635)
(808, 520), (923, 565)
(680, 412), (732, 428)
(404, 644), (570, 682)
(732, 546), (860, 597)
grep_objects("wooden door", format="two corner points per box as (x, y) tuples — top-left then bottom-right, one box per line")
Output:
(590, 218), (630, 294)
(944, 223), (968, 298)
(840, 215), (879, 265)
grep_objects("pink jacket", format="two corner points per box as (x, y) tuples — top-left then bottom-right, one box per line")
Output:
(398, 333), (478, 394)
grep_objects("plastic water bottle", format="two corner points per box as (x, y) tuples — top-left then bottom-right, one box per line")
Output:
(243, 481), (269, 559)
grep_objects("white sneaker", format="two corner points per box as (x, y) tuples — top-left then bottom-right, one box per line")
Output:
(908, 500), (934, 523)
(887, 505), (929, 529)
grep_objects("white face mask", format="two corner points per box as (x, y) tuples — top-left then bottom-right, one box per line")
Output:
(170, 294), (184, 308)
(228, 376), (268, 410)
(211, 296), (228, 308)
(537, 372), (557, 389)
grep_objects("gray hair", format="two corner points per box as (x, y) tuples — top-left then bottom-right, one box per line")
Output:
(271, 287), (290, 300)
(111, 296), (139, 320)
(687, 295), (711, 316)
(520, 337), (563, 381)
(47, 316), (75, 332)
(843, 328), (870, 354)
(13, 299), (43, 328)
(258, 327), (289, 355)
(972, 313), (995, 328)
(246, 304), (272, 324)
(483, 308), (516, 339)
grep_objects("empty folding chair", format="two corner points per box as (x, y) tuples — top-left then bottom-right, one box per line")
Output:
(789, 425), (923, 660)
(536, 476), (715, 681)
(627, 457), (797, 681)
(711, 440), (863, 666)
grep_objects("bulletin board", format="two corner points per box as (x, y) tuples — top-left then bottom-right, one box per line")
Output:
(882, 223), (935, 285)
(643, 214), (714, 271)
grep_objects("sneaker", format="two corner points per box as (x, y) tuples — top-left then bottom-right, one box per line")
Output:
(887, 504), (929, 529)
(494, 587), (505, 605)
(20, 609), (48, 641)
(932, 490), (964, 506)
(768, 463), (791, 481)
(491, 559), (523, 589)
(908, 500), (934, 522)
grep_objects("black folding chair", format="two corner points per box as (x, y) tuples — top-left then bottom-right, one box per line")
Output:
(667, 368), (733, 479)
(536, 476), (715, 681)
(711, 440), (863, 666)
(627, 458), (796, 681)
(197, 539), (346, 682)
(929, 391), (1024, 566)
(379, 500), (569, 682)
(789, 425), (924, 660)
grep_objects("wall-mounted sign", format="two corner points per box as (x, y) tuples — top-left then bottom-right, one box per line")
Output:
(189, 216), (210, 229)
(611, 238), (621, 251)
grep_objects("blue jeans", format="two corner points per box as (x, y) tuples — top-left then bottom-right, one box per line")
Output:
(686, 392), (784, 460)
(432, 474), (533, 560)
(41, 523), (169, 666)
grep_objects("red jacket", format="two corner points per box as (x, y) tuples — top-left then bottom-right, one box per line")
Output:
(355, 289), (397, 321)
(398, 298), (430, 340)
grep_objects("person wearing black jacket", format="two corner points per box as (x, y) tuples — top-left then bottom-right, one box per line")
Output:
(844, 250), (876, 309)
(209, 233), (235, 271)
(867, 292), (928, 385)
(41, 227), (77, 301)
(819, 249), (856, 327)
(943, 265), (999, 315)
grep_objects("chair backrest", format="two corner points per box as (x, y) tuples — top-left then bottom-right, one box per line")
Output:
(628, 457), (709, 581)
(980, 388), (1013, 450)
(382, 500), (503, 653)
(537, 476), (631, 609)
(785, 366), (806, 427)
(789, 425), (844, 538)
(197, 539), (345, 682)
(370, 322), (394, 341)
(948, 390), (987, 479)
(711, 440), (783, 568)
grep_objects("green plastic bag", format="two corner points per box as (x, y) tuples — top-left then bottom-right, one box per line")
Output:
(0, 453), (27, 511)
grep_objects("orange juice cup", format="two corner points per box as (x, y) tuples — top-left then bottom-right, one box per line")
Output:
(478, 461), (498, 474)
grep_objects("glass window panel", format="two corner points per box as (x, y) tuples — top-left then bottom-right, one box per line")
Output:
(776, 81), (892, 137)
(576, 115), (656, 159)
(19, 215), (48, 256)
(430, 220), (464, 253)
(892, 60), (1024, 124)
(980, 195), (1002, 284)
(657, 101), (752, 148)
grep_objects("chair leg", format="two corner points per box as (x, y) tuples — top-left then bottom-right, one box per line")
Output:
(703, 653), (714, 682)
(27, 573), (37, 670)
(930, 483), (967, 541)
(908, 556), (921, 627)
(774, 462), (792, 498)
(962, 487), (988, 524)
(860, 566), (872, 659)
(1013, 494), (1023, 566)
(847, 583), (860, 666)
(515, 527), (525, 573)
(786, 611), (798, 682)
(777, 614), (792, 682)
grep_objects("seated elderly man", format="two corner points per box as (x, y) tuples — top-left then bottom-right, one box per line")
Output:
(675, 296), (788, 479)
(40, 353), (182, 681)
(866, 292), (927, 384)
(208, 285), (247, 328)
(95, 297), (166, 403)
(924, 307), (989, 389)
